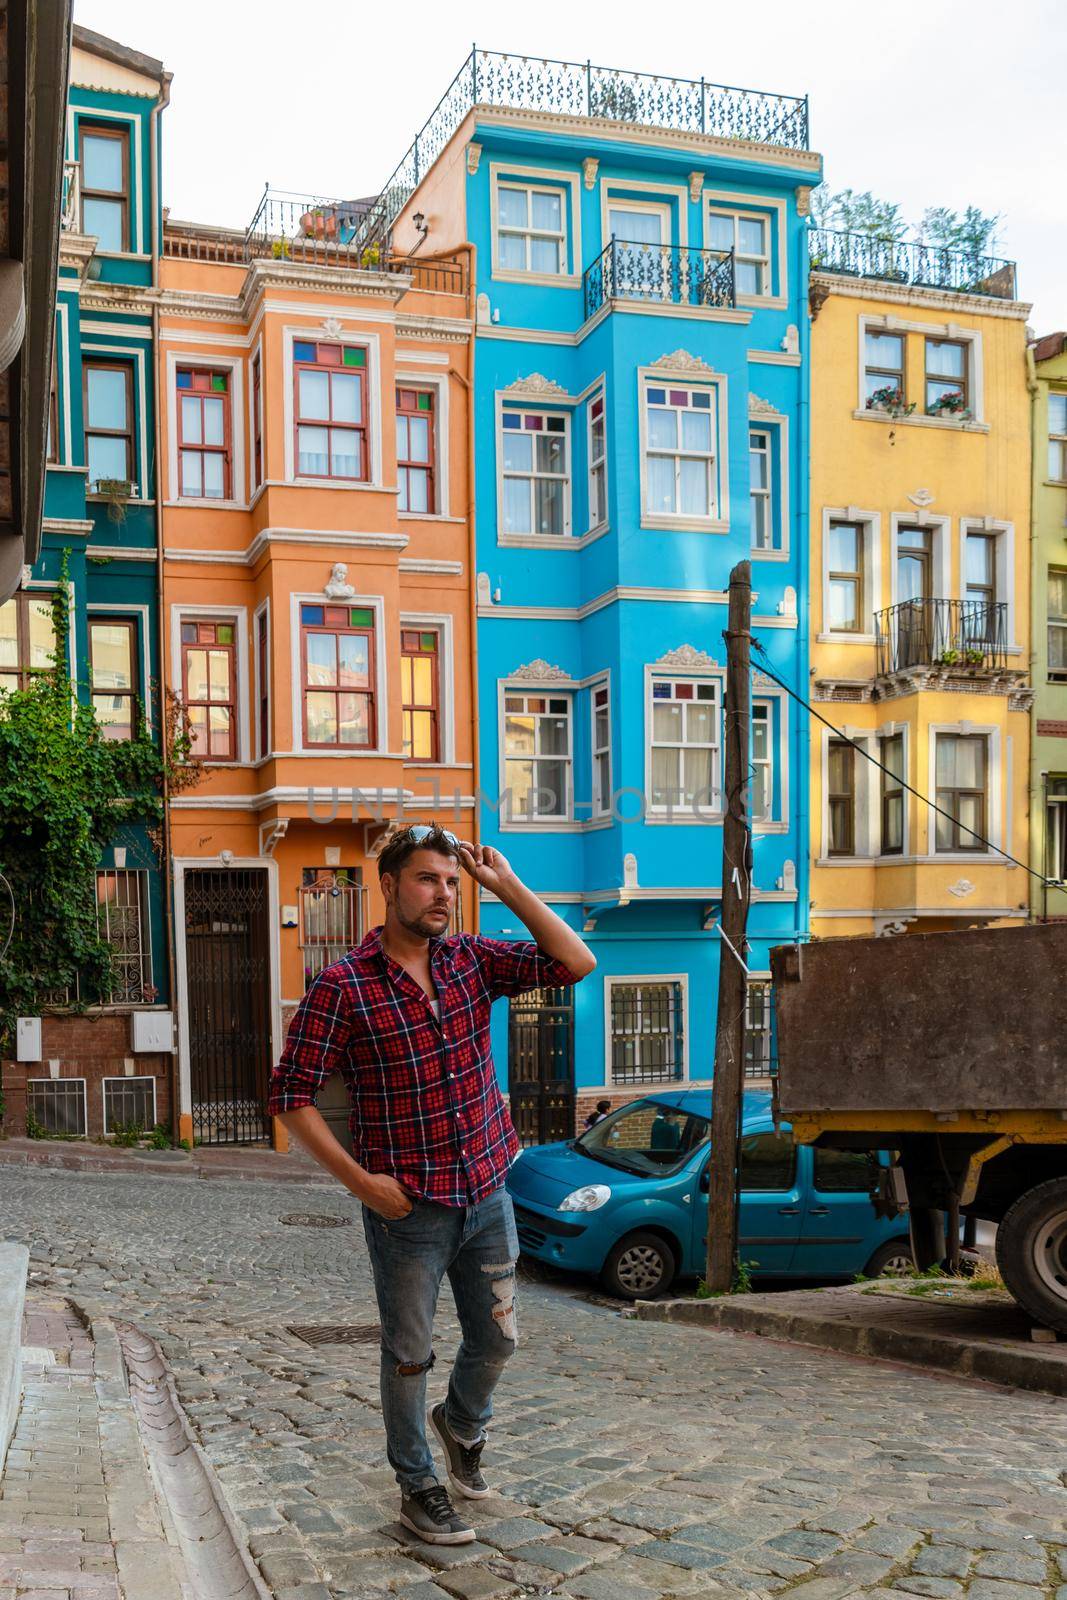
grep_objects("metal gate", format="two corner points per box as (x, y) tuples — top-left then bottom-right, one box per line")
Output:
(507, 985), (575, 1146)
(184, 868), (273, 1145)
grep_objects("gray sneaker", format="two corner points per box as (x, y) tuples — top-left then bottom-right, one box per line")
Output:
(429, 1402), (490, 1498)
(399, 1483), (475, 1545)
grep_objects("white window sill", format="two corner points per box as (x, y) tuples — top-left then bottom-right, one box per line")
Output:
(497, 532), (574, 547)
(289, 478), (396, 493)
(851, 409), (990, 435)
(491, 268), (581, 289)
(398, 512), (465, 523)
(87, 495), (154, 507)
(46, 463), (88, 474)
(737, 293), (788, 311)
(1043, 480), (1067, 489)
(498, 819), (575, 831)
(643, 811), (724, 825)
(751, 546), (789, 562)
(165, 498), (248, 511)
(640, 514), (729, 534)
(816, 632), (876, 645)
(753, 820), (788, 834)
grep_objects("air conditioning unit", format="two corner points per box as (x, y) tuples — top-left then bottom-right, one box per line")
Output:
(131, 1011), (174, 1054)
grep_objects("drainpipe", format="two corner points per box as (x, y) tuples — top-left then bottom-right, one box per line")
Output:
(1026, 341), (1041, 919)
(794, 215), (811, 945)
(149, 72), (179, 1135)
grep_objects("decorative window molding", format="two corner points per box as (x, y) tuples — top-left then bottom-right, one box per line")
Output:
(500, 684), (574, 824)
(489, 162), (581, 286)
(705, 188), (788, 306)
(819, 507), (882, 642)
(497, 401), (571, 542)
(501, 373), (571, 401)
(927, 723), (1002, 857)
(645, 667), (722, 819)
(890, 512), (952, 609)
(508, 658), (572, 683)
(960, 517), (1018, 651)
(166, 351), (245, 507)
(281, 327), (382, 487)
(638, 362), (729, 532)
(857, 314), (985, 424)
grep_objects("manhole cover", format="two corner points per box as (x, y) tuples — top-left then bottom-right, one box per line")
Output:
(279, 1214), (351, 1228)
(287, 1324), (381, 1347)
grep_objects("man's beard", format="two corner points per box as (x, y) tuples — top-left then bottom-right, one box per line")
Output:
(394, 899), (451, 939)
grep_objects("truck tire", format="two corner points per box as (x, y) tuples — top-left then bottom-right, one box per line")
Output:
(600, 1231), (676, 1300)
(995, 1178), (1067, 1333)
(863, 1237), (915, 1279)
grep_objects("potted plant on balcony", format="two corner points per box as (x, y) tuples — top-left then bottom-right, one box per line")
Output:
(866, 385), (915, 419)
(936, 647), (961, 667)
(300, 207), (339, 240)
(927, 392), (972, 420)
(93, 477), (134, 525)
(964, 647), (986, 667)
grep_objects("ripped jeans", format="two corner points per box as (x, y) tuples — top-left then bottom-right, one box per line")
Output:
(361, 1184), (519, 1493)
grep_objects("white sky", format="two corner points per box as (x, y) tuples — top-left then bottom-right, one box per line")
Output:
(74, 0), (1066, 331)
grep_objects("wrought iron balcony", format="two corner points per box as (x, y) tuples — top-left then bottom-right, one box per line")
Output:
(360, 48), (809, 250)
(874, 599), (1009, 677)
(809, 229), (1017, 300)
(583, 238), (735, 317)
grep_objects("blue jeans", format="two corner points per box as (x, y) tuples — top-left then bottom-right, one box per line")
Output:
(361, 1184), (519, 1493)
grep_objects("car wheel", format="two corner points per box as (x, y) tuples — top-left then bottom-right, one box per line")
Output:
(863, 1237), (915, 1279)
(600, 1231), (676, 1300)
(995, 1177), (1067, 1334)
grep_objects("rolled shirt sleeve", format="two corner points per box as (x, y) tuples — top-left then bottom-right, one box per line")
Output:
(470, 935), (580, 1001)
(267, 970), (354, 1116)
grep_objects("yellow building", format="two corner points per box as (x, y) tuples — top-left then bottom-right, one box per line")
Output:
(1028, 331), (1067, 920)
(808, 233), (1032, 937)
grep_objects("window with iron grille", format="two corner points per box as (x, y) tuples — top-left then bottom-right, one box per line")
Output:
(744, 982), (775, 1078)
(609, 980), (684, 1085)
(300, 868), (364, 988)
(96, 870), (152, 1003)
(103, 1076), (156, 1134)
(27, 1079), (87, 1136)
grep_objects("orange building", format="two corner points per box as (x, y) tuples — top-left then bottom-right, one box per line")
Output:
(157, 201), (473, 1148)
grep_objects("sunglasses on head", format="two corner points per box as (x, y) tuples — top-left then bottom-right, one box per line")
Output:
(404, 824), (460, 847)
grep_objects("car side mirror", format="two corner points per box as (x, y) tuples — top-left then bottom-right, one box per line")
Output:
(699, 1166), (710, 1193)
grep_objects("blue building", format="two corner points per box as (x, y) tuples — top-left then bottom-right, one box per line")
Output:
(7, 26), (174, 1138)
(380, 52), (820, 1140)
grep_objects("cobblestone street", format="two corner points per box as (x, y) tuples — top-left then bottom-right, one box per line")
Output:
(2, 1166), (1066, 1600)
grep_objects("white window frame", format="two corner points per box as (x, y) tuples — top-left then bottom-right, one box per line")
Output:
(490, 163), (581, 287)
(639, 369), (728, 533)
(590, 676), (611, 820)
(646, 671), (722, 820)
(705, 190), (787, 307)
(81, 339), (150, 503)
(749, 427), (772, 552)
(499, 684), (574, 826)
(71, 106), (146, 255)
(281, 326), (383, 488)
(744, 978), (774, 1079)
(587, 387), (607, 532)
(170, 603), (251, 766)
(890, 513), (952, 609)
(395, 370), (450, 519)
(26, 1078), (88, 1136)
(102, 1075), (158, 1135)
(165, 350), (246, 508)
(820, 507), (881, 643)
(1046, 776), (1067, 883)
(1048, 392), (1067, 483)
(497, 403), (572, 541)
(855, 315), (986, 427)
(603, 973), (691, 1089)
(751, 701), (773, 824)
(959, 518), (1019, 653)
(928, 725), (1000, 859)
(399, 610), (456, 767)
(819, 723), (910, 862)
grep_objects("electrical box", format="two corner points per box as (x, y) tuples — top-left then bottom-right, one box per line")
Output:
(16, 1018), (42, 1062)
(131, 1011), (174, 1054)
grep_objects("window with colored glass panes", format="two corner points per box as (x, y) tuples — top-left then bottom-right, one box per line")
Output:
(592, 683), (610, 817)
(176, 369), (231, 499)
(396, 389), (435, 513)
(1049, 393), (1067, 482)
(89, 619), (137, 741)
(644, 386), (716, 519)
(293, 341), (367, 480)
(181, 619), (237, 761)
(503, 692), (571, 820)
(749, 428), (772, 549)
(501, 410), (568, 536)
(401, 629), (439, 762)
(707, 208), (769, 296)
(588, 391), (606, 528)
(497, 183), (565, 274)
(649, 677), (718, 811)
(925, 338), (968, 415)
(751, 701), (772, 821)
(80, 123), (128, 252)
(301, 603), (375, 748)
(0, 591), (56, 693)
(85, 362), (134, 491)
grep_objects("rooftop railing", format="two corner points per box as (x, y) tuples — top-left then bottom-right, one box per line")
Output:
(360, 47), (810, 250)
(583, 238), (735, 319)
(810, 229), (1017, 300)
(875, 599), (1010, 677)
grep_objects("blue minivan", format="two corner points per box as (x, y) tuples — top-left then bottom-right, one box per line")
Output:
(506, 1089), (914, 1298)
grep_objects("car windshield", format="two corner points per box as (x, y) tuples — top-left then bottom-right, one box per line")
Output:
(577, 1098), (710, 1178)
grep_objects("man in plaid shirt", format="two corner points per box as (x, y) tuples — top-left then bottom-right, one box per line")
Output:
(268, 824), (595, 1545)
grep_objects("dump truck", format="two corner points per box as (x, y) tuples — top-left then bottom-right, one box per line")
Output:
(770, 922), (1067, 1332)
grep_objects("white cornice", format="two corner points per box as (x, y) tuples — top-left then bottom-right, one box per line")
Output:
(164, 527), (410, 569)
(810, 271), (1031, 323)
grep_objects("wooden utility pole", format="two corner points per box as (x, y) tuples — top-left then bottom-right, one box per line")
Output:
(706, 560), (752, 1293)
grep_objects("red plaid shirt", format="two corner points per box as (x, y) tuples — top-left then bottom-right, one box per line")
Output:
(267, 927), (578, 1206)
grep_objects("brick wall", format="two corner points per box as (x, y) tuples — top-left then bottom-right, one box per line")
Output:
(1, 1012), (173, 1137)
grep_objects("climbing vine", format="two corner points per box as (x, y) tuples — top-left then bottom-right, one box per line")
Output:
(0, 557), (193, 1055)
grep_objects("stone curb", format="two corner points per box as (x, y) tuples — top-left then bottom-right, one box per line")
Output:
(632, 1293), (1067, 1397)
(0, 1240), (28, 1476)
(0, 1142), (332, 1185)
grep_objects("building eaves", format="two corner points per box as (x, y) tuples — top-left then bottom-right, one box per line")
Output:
(1031, 330), (1067, 364)
(71, 23), (167, 88)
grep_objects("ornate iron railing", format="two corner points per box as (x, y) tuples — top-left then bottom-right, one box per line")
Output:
(584, 238), (735, 317)
(360, 48), (809, 249)
(809, 229), (1017, 300)
(875, 599), (1009, 676)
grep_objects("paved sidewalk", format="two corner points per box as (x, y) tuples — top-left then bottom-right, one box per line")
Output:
(0, 1138), (330, 1186)
(0, 1294), (186, 1600)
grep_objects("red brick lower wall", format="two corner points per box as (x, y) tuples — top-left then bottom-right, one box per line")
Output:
(1, 1012), (173, 1138)
(573, 1089), (653, 1135)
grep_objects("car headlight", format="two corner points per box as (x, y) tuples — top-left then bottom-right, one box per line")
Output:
(559, 1184), (612, 1212)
